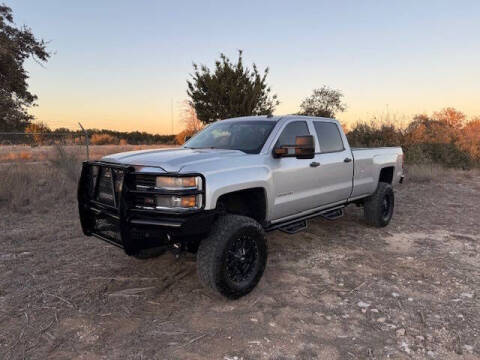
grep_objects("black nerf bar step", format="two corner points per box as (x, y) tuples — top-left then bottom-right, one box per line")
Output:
(320, 208), (344, 221)
(279, 220), (307, 234)
(266, 204), (346, 233)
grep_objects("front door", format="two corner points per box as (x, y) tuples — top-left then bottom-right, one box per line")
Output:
(270, 121), (319, 220)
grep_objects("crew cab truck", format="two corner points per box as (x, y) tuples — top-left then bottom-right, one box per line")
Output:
(78, 115), (404, 299)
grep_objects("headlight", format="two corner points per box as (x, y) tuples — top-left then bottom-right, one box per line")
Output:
(155, 176), (202, 190)
(135, 175), (204, 210)
(155, 194), (203, 210)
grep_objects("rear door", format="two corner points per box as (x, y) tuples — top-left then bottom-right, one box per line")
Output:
(310, 120), (354, 205)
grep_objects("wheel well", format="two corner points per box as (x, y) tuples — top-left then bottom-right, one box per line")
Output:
(379, 166), (394, 184)
(216, 188), (266, 224)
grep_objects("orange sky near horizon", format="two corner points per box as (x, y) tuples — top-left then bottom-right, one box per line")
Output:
(13, 0), (480, 135)
(28, 89), (480, 135)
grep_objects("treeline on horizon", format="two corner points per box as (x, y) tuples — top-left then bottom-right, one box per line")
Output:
(2, 126), (176, 145)
(345, 107), (480, 169)
(9, 106), (479, 169)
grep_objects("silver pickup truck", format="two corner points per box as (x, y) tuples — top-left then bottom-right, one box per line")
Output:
(78, 115), (404, 298)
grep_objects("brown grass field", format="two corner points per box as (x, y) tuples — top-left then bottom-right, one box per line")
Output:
(0, 145), (479, 359)
(0, 144), (171, 163)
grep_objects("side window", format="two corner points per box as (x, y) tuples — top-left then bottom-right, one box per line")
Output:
(275, 121), (310, 146)
(314, 122), (344, 153)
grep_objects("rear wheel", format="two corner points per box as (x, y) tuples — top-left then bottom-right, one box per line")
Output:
(197, 215), (267, 299)
(363, 182), (394, 227)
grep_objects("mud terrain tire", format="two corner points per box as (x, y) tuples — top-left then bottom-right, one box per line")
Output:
(364, 182), (395, 227)
(197, 215), (267, 299)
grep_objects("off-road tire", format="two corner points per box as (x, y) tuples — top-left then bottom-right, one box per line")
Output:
(133, 246), (166, 259)
(197, 215), (267, 299)
(363, 182), (394, 227)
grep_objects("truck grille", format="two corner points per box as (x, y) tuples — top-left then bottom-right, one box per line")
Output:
(96, 167), (115, 206)
(94, 167), (124, 207)
(135, 174), (156, 190)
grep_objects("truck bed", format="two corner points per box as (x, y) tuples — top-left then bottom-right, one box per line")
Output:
(350, 146), (403, 200)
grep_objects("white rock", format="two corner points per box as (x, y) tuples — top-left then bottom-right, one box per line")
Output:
(396, 328), (406, 337)
(463, 345), (473, 353)
(377, 317), (386, 323)
(250, 318), (258, 323)
(461, 293), (474, 298)
(400, 341), (411, 354)
(371, 308), (379, 313)
(392, 292), (400, 298)
(357, 301), (370, 308)
(408, 298), (413, 302)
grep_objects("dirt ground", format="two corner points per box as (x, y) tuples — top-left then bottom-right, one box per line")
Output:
(1, 163), (479, 359)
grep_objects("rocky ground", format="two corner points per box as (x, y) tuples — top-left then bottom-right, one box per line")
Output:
(1, 166), (479, 359)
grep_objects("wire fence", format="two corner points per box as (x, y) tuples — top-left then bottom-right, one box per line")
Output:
(0, 132), (88, 145)
(0, 131), (90, 162)
(0, 131), (178, 164)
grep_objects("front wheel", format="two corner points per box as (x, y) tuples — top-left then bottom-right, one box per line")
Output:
(363, 182), (395, 227)
(197, 215), (267, 299)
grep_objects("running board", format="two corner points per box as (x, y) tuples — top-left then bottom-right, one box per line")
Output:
(320, 208), (344, 221)
(279, 220), (307, 234)
(266, 205), (346, 233)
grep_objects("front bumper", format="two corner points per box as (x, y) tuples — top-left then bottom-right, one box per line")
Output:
(77, 161), (216, 255)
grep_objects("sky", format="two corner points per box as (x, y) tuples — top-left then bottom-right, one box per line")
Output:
(8, 0), (480, 134)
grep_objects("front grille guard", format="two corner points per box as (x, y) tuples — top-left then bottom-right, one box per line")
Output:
(78, 161), (137, 254)
(77, 161), (204, 255)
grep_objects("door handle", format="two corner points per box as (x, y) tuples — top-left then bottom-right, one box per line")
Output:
(344, 157), (352, 163)
(310, 162), (320, 167)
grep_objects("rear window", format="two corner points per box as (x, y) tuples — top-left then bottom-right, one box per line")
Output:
(313, 122), (344, 153)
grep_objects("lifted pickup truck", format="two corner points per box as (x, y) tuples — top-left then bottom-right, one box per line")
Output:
(78, 115), (404, 298)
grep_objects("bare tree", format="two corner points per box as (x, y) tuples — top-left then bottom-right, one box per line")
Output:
(181, 101), (203, 133)
(176, 101), (204, 144)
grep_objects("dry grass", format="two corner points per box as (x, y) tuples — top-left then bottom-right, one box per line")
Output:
(0, 163), (77, 212)
(0, 146), (81, 212)
(49, 144), (82, 181)
(406, 163), (480, 183)
(406, 164), (449, 183)
(0, 144), (176, 163)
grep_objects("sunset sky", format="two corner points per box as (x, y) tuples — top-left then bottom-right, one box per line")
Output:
(9, 0), (480, 134)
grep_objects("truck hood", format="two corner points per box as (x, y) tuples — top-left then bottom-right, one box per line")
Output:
(101, 147), (246, 173)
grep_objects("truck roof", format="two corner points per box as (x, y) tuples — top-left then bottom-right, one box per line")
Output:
(222, 115), (336, 122)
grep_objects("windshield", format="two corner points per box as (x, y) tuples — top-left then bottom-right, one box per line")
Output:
(184, 120), (276, 154)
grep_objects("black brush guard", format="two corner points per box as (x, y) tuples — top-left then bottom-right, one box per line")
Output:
(77, 161), (216, 255)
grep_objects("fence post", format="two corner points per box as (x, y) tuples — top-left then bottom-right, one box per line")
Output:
(78, 122), (89, 161)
